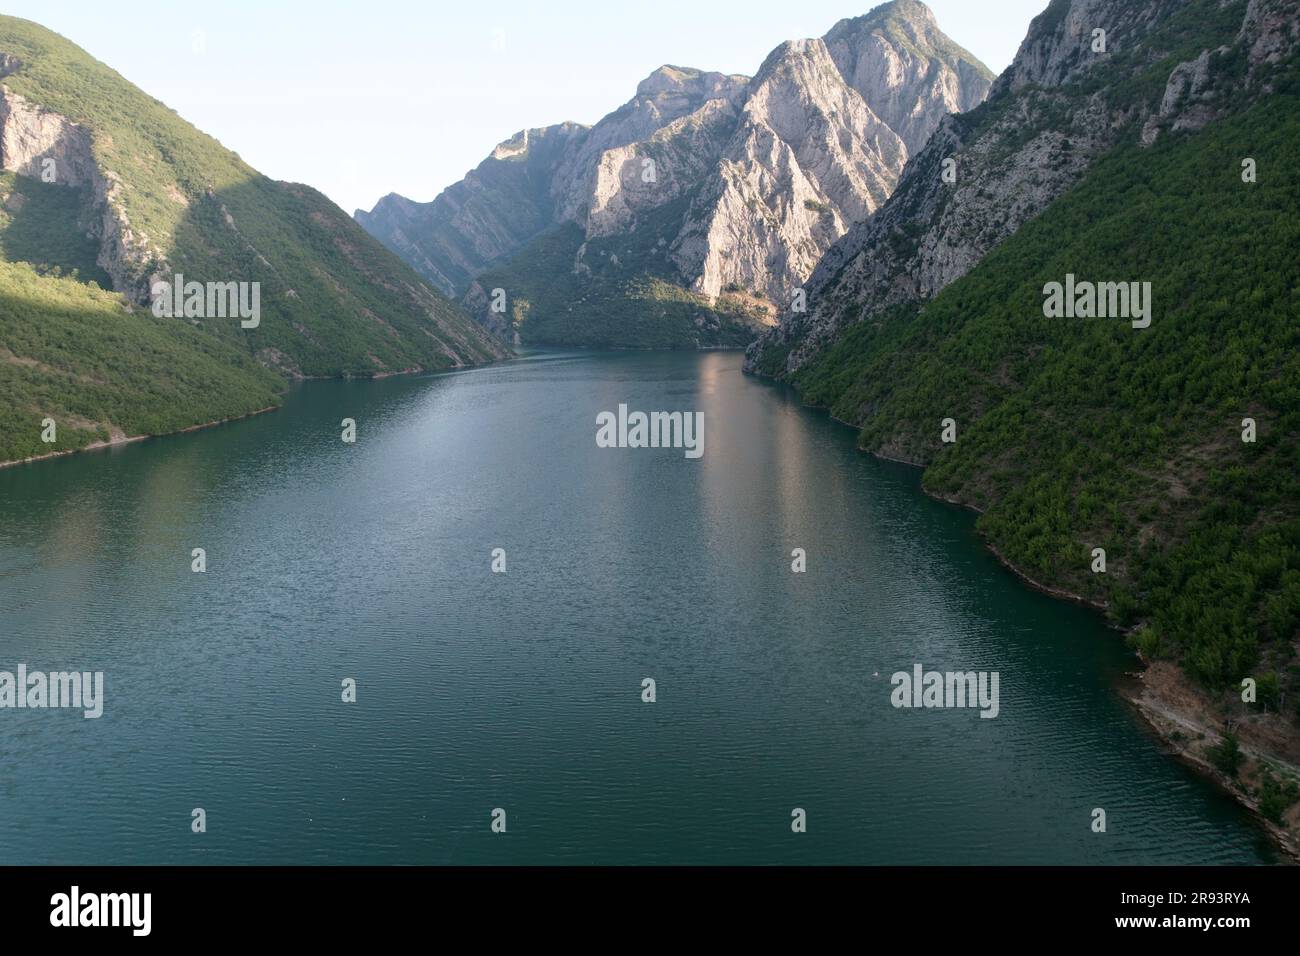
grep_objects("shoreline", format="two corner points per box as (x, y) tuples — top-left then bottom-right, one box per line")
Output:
(865, 445), (1109, 609)
(0, 404), (281, 470)
(0, 351), (518, 470)
(873, 449), (1300, 861)
(1127, 661), (1300, 862)
(756, 367), (1300, 860)
(8, 353), (1297, 857)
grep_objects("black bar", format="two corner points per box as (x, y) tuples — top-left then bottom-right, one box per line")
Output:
(1, 866), (1294, 940)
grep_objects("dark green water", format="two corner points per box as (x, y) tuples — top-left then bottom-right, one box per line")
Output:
(0, 350), (1276, 864)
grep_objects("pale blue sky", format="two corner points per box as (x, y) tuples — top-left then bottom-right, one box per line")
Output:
(2, 0), (1046, 214)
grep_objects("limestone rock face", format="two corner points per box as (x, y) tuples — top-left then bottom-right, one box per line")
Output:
(823, 5), (992, 152)
(554, 66), (752, 229)
(0, 87), (97, 186)
(1239, 0), (1300, 75)
(672, 35), (911, 304)
(0, 86), (158, 299)
(746, 0), (1300, 378)
(585, 91), (746, 240)
(356, 1), (993, 330)
(356, 122), (587, 297)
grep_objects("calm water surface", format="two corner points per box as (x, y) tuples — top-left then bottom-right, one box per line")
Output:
(0, 350), (1276, 863)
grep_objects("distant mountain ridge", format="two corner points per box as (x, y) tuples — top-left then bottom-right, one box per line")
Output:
(356, 1), (993, 347)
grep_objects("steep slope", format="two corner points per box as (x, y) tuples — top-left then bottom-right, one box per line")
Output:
(0, 257), (283, 465)
(551, 67), (753, 229)
(0, 15), (508, 464)
(355, 121), (589, 298)
(750, 0), (1300, 838)
(358, 1), (993, 347)
(355, 67), (746, 299)
(671, 1), (993, 304)
(0, 16), (508, 376)
(748, 0), (1270, 374)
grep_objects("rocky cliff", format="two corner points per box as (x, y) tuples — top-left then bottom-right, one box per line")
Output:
(1, 13), (509, 469)
(355, 121), (588, 298)
(671, 3), (993, 305)
(746, 0), (1299, 377)
(0, 14), (508, 377)
(0, 86), (156, 300)
(357, 1), (993, 345)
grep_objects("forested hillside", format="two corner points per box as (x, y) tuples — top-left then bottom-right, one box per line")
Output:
(775, 89), (1300, 700)
(0, 15), (507, 465)
(469, 219), (770, 349)
(745, 0), (1300, 792)
(0, 259), (283, 463)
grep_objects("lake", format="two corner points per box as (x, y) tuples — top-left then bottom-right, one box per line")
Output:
(0, 349), (1276, 863)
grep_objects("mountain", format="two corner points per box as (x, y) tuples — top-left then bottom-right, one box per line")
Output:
(748, 0), (1276, 372)
(355, 121), (591, 301)
(356, 1), (993, 347)
(0, 16), (508, 465)
(748, 0), (1300, 835)
(356, 68), (749, 303)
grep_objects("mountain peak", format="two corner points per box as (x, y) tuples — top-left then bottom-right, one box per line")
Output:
(825, 0), (941, 38)
(825, 0), (992, 84)
(491, 128), (531, 160)
(636, 64), (702, 95)
(634, 64), (750, 100)
(357, 2), (992, 328)
(864, 0), (938, 26)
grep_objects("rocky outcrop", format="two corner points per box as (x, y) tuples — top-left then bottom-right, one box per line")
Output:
(665, 2), (997, 307)
(2, 11), (510, 386)
(357, 67), (750, 300)
(747, 0), (1297, 378)
(554, 66), (751, 229)
(1239, 0), (1300, 74)
(0, 86), (159, 300)
(355, 121), (587, 297)
(357, 1), (993, 342)
(1143, 46), (1225, 140)
(671, 37), (906, 304)
(585, 90), (746, 239)
(0, 87), (97, 187)
(1136, 0), (1300, 145)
